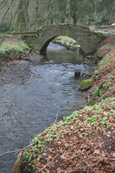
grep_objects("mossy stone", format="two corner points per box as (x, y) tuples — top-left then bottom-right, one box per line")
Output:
(79, 78), (94, 90)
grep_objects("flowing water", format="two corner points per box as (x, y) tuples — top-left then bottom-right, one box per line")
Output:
(0, 43), (95, 173)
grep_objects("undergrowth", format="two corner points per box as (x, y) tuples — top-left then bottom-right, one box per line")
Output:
(0, 40), (29, 54)
(21, 96), (115, 172)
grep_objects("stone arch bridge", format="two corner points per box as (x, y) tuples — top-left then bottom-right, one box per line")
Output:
(22, 24), (105, 55)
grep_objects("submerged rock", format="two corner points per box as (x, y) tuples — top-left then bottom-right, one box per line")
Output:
(79, 78), (94, 91)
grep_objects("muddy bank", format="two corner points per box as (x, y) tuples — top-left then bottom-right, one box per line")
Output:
(0, 35), (31, 66)
(0, 54), (42, 86)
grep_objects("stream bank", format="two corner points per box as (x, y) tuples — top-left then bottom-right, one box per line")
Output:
(0, 31), (114, 172)
(0, 35), (31, 66)
(0, 40), (96, 173)
(18, 34), (115, 173)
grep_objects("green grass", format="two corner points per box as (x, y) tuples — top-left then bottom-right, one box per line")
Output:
(0, 40), (29, 54)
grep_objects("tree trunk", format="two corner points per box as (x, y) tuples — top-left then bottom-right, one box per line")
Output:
(45, 0), (52, 25)
(65, 0), (71, 23)
(16, 0), (29, 32)
(72, 14), (77, 25)
(94, 1), (97, 21)
(36, 0), (39, 22)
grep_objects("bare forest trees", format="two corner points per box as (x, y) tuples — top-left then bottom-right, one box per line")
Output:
(65, 0), (71, 23)
(0, 0), (115, 33)
(36, 0), (39, 22)
(16, 0), (29, 31)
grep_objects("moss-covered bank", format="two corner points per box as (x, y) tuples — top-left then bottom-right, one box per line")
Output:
(0, 35), (30, 66)
(52, 36), (81, 51)
(14, 36), (115, 172)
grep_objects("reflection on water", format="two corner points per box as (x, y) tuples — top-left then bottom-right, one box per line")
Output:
(0, 43), (95, 173)
(45, 42), (84, 64)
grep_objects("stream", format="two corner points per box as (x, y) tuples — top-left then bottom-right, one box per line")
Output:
(0, 43), (95, 173)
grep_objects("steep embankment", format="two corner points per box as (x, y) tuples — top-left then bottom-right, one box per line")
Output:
(16, 34), (115, 173)
(96, 34), (115, 58)
(21, 97), (115, 172)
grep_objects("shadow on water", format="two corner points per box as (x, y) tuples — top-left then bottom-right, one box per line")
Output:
(0, 42), (95, 173)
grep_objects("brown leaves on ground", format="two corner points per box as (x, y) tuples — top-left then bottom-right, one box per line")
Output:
(97, 34), (115, 58)
(21, 97), (115, 173)
(98, 34), (115, 49)
(90, 49), (115, 102)
(21, 35), (115, 173)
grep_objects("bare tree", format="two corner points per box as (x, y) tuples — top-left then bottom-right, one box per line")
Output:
(65, 0), (71, 23)
(16, 0), (29, 32)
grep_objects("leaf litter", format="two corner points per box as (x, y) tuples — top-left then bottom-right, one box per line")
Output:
(21, 38), (115, 173)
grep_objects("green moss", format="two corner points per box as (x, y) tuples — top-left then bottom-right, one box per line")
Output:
(79, 78), (94, 90)
(22, 35), (40, 52)
(52, 36), (79, 50)
(54, 36), (76, 43)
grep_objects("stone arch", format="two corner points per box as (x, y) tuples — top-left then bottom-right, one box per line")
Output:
(40, 35), (80, 55)
(22, 24), (105, 55)
(38, 25), (105, 55)
(40, 36), (58, 55)
(40, 34), (83, 55)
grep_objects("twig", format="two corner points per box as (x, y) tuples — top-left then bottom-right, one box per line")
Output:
(0, 113), (59, 158)
(0, 143), (34, 157)
(47, 113), (59, 133)
(13, 111), (33, 138)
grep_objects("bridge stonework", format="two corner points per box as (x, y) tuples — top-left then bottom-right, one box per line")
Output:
(22, 25), (105, 55)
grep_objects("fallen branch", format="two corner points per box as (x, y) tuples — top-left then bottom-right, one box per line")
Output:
(0, 113), (59, 158)
(0, 143), (34, 157)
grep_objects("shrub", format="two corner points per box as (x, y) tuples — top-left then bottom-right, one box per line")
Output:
(0, 20), (14, 33)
